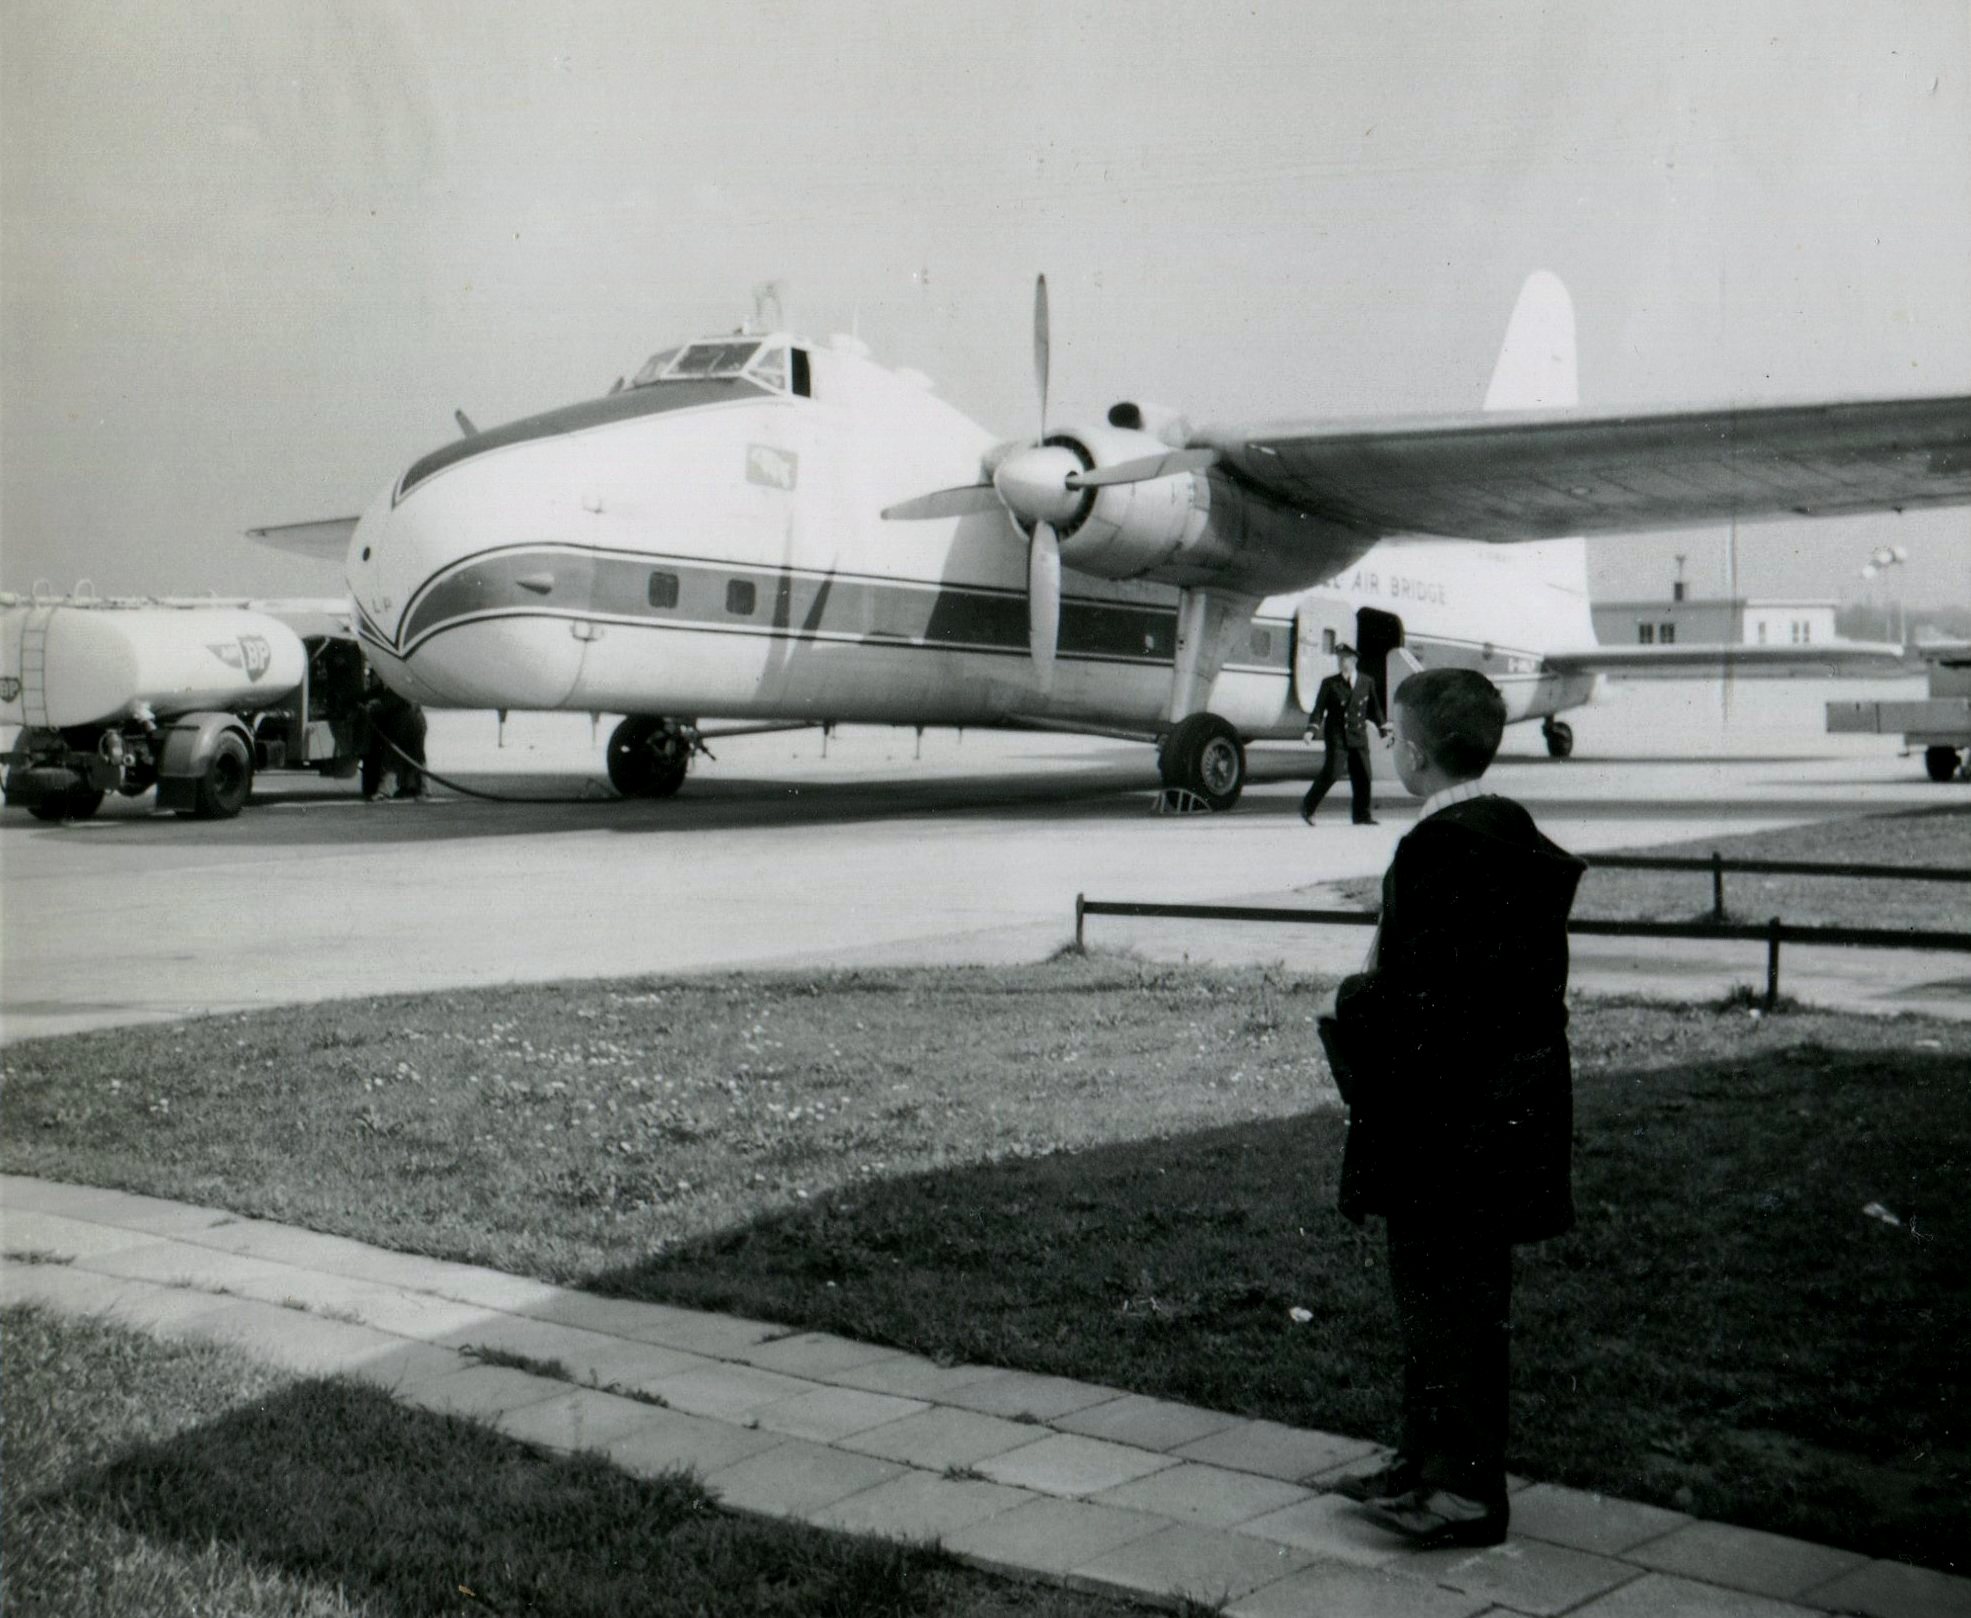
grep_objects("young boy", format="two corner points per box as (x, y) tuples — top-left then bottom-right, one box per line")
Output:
(1320, 668), (1586, 1548)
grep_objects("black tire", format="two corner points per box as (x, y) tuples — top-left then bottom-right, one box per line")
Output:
(607, 717), (691, 799)
(27, 787), (105, 822)
(1160, 712), (1246, 811)
(1925, 745), (1962, 784)
(189, 731), (253, 819)
(1544, 720), (1575, 760)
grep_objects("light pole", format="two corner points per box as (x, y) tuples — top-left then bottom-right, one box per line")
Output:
(1859, 545), (1908, 644)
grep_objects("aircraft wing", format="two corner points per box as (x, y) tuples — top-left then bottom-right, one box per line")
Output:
(246, 517), (361, 559)
(1543, 640), (1909, 675)
(1194, 394), (1971, 541)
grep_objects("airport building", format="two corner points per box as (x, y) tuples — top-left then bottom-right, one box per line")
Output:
(1591, 592), (1838, 647)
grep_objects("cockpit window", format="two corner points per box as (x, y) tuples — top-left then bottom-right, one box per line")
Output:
(630, 348), (680, 388)
(630, 339), (798, 394)
(745, 345), (787, 391)
(667, 340), (759, 379)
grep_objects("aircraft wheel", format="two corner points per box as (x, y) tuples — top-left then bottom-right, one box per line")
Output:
(1161, 712), (1246, 811)
(607, 716), (691, 799)
(188, 732), (253, 819)
(27, 787), (105, 822)
(1925, 745), (1962, 784)
(1544, 719), (1575, 760)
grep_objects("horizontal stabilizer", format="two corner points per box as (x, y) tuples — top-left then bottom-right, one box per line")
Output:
(1546, 640), (1909, 676)
(246, 517), (360, 559)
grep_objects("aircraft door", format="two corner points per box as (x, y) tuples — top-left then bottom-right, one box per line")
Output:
(1292, 600), (1356, 712)
(1354, 607), (1405, 708)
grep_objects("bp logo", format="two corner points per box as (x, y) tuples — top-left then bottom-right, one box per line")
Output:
(207, 635), (274, 681)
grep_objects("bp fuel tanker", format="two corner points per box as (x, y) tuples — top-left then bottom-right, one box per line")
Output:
(1, 596), (367, 820)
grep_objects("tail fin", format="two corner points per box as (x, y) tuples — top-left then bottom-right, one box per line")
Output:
(1486, 273), (1590, 641)
(1484, 270), (1577, 412)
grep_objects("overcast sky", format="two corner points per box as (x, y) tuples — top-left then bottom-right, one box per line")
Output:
(3, 0), (1966, 613)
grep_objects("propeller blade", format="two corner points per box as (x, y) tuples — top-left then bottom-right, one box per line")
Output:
(880, 484), (1003, 521)
(1033, 273), (1050, 437)
(1028, 520), (1061, 686)
(1066, 447), (1219, 490)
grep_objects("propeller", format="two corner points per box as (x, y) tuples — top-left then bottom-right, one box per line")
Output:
(880, 275), (1219, 689)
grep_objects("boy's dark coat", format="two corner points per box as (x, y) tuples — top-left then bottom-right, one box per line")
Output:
(1332, 794), (1586, 1242)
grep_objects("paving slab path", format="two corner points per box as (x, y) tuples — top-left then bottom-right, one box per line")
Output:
(4, 1173), (1967, 1618)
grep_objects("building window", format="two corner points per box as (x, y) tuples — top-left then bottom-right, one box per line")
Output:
(1758, 622), (1768, 644)
(1638, 623), (1655, 645)
(1790, 621), (1802, 643)
(1801, 621), (1812, 643)
(726, 579), (757, 616)
(647, 571), (680, 609)
(1659, 623), (1676, 645)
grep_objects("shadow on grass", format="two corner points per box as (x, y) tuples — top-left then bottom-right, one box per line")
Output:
(584, 1043), (1971, 1572)
(48, 1375), (949, 1618)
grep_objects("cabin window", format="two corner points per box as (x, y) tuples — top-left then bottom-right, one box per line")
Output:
(1638, 623), (1655, 644)
(647, 571), (680, 609)
(726, 579), (757, 616)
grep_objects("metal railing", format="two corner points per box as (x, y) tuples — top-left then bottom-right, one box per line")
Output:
(1583, 851), (1971, 924)
(1071, 894), (1971, 1011)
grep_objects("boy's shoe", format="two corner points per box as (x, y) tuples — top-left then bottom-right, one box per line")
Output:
(1360, 1487), (1508, 1548)
(1324, 1455), (1421, 1503)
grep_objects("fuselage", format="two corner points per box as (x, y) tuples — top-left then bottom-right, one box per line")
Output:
(347, 332), (1597, 738)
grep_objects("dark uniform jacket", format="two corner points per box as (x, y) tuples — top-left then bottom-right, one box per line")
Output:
(1309, 672), (1385, 749)
(1328, 794), (1586, 1243)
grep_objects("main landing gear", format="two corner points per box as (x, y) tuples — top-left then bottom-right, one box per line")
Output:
(1926, 746), (1964, 784)
(1542, 718), (1575, 760)
(1159, 712), (1247, 811)
(606, 716), (696, 799)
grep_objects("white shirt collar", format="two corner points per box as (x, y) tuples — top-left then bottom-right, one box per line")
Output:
(1418, 780), (1487, 821)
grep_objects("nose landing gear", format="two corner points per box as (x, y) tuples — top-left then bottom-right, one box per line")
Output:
(606, 716), (698, 798)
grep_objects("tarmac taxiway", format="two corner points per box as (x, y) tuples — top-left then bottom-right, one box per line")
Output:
(3, 677), (1965, 1043)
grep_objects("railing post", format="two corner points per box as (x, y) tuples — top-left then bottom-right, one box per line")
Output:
(1711, 851), (1726, 922)
(1075, 892), (1086, 950)
(1765, 917), (1782, 1011)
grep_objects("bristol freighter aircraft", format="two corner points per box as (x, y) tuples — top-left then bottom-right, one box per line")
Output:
(255, 274), (1971, 809)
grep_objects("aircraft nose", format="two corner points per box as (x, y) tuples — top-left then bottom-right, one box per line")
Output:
(355, 470), (594, 709)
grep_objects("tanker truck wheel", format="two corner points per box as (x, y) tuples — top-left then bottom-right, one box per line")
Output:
(27, 787), (105, 823)
(187, 731), (254, 819)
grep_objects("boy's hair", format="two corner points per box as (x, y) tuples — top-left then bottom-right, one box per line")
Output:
(1394, 668), (1507, 778)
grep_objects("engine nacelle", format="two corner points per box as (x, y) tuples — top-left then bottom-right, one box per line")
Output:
(1046, 421), (1241, 583)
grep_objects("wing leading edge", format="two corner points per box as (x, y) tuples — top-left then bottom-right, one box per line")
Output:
(1197, 393), (1971, 543)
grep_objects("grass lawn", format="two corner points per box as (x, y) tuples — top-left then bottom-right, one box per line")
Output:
(4, 960), (1968, 1573)
(1335, 803), (1971, 930)
(0, 1303), (1139, 1618)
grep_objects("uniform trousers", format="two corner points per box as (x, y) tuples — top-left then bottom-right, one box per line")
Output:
(1302, 739), (1374, 822)
(1386, 1219), (1513, 1509)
